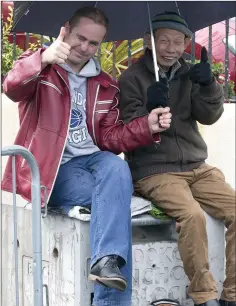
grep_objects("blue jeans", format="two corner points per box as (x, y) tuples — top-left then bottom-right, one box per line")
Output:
(49, 151), (133, 306)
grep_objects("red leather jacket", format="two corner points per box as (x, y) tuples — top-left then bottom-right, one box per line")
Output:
(2, 49), (160, 205)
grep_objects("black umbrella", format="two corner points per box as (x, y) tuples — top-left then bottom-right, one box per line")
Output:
(12, 1), (236, 41)
(12, 1), (236, 81)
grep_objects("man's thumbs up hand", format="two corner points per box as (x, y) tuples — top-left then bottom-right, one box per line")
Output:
(57, 26), (66, 42)
(200, 46), (208, 63)
(188, 46), (213, 86)
(42, 27), (71, 67)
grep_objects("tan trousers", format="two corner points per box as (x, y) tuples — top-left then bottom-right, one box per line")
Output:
(135, 163), (236, 304)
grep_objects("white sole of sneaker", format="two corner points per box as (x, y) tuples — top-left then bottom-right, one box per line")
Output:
(88, 274), (127, 291)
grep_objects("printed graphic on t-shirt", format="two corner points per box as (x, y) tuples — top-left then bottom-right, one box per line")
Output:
(68, 88), (88, 146)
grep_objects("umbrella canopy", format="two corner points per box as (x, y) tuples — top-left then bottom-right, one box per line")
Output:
(12, 1), (236, 41)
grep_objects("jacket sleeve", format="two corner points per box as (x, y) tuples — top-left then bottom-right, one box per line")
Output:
(3, 49), (44, 102)
(191, 79), (224, 125)
(99, 90), (160, 154)
(119, 75), (150, 123)
(118, 75), (162, 142)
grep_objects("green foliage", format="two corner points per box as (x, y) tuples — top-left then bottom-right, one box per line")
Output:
(1, 6), (48, 76)
(211, 61), (235, 98)
(211, 61), (224, 75)
(98, 39), (144, 78)
(149, 205), (171, 220)
(227, 80), (235, 99)
(2, 5), (24, 76)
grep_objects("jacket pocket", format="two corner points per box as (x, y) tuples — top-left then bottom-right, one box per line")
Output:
(40, 80), (63, 95)
(19, 126), (64, 189)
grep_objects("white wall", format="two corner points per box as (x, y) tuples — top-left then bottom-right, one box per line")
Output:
(1, 94), (27, 207)
(199, 104), (235, 188)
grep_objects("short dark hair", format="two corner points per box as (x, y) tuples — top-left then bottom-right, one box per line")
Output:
(69, 7), (109, 31)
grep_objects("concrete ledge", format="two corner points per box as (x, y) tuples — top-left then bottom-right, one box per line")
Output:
(43, 206), (173, 227)
(2, 203), (225, 306)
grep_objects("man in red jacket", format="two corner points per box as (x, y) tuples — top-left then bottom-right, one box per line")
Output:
(2, 6), (171, 306)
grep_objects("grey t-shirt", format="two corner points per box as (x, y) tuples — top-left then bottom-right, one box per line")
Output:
(61, 58), (100, 164)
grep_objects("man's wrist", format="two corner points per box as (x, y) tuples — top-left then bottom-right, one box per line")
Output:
(199, 77), (218, 97)
(41, 51), (49, 69)
(149, 126), (154, 134)
(199, 76), (214, 87)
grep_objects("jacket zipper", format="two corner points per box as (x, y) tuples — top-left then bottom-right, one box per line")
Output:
(155, 79), (170, 148)
(40, 80), (63, 95)
(172, 120), (184, 171)
(95, 110), (109, 114)
(92, 84), (100, 146)
(167, 80), (183, 170)
(97, 100), (113, 104)
(22, 72), (40, 85)
(46, 71), (72, 204)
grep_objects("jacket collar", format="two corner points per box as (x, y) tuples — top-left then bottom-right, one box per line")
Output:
(40, 46), (116, 89)
(143, 48), (190, 80)
(53, 63), (112, 88)
(92, 72), (114, 88)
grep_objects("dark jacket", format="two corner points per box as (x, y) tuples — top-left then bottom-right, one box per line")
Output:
(119, 49), (224, 181)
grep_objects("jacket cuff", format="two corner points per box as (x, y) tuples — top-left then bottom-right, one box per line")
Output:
(199, 77), (218, 97)
(20, 49), (45, 83)
(153, 132), (161, 143)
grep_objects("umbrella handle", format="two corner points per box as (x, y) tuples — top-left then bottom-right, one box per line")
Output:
(147, 2), (159, 82)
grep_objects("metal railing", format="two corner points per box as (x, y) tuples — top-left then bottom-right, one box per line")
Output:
(1, 145), (43, 306)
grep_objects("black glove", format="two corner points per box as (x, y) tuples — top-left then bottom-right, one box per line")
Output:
(189, 46), (213, 86)
(146, 78), (169, 113)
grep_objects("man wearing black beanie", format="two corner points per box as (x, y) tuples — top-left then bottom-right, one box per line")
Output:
(119, 10), (235, 306)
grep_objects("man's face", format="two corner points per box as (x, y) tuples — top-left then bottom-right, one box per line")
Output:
(64, 17), (106, 69)
(148, 28), (189, 70)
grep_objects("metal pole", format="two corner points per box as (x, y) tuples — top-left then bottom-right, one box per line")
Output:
(97, 45), (101, 66)
(143, 37), (147, 50)
(131, 214), (173, 226)
(1, 145), (43, 306)
(13, 32), (16, 61)
(224, 19), (229, 100)
(26, 32), (29, 50)
(174, 1), (181, 14)
(208, 25), (213, 65)
(112, 42), (116, 81)
(128, 40), (132, 67)
(191, 33), (196, 64)
(147, 2), (159, 81)
(40, 35), (43, 47)
(12, 155), (20, 306)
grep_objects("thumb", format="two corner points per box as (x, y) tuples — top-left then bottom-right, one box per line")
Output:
(151, 107), (170, 115)
(57, 27), (66, 41)
(201, 46), (208, 63)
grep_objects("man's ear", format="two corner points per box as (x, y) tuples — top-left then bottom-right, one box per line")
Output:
(64, 21), (70, 34)
(145, 33), (152, 50)
(184, 37), (191, 49)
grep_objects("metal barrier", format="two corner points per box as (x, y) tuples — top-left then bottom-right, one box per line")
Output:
(1, 145), (43, 306)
